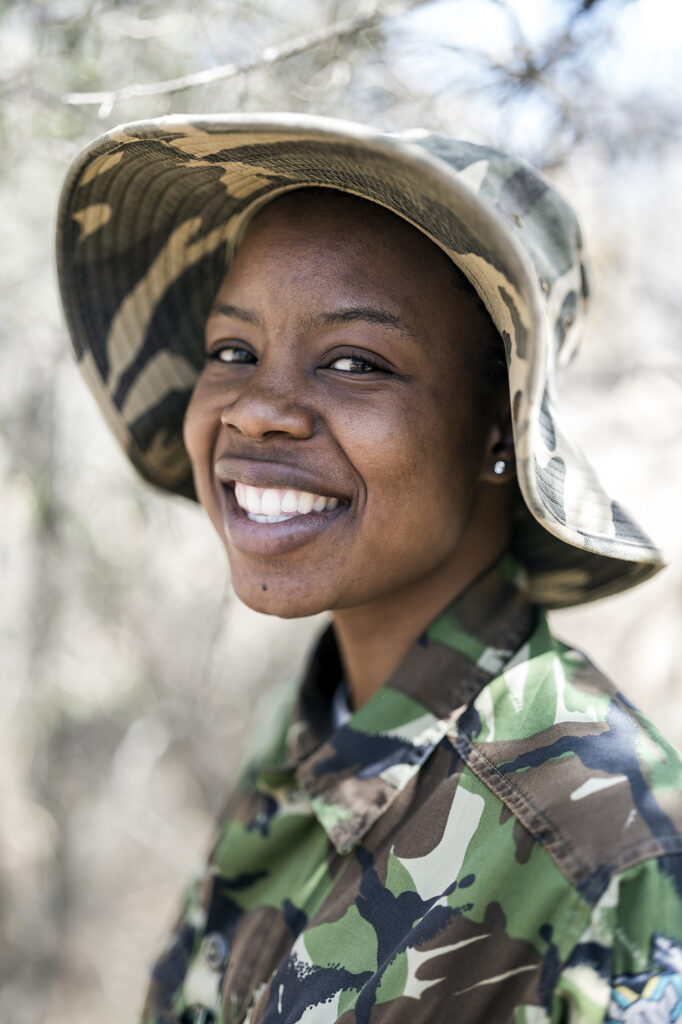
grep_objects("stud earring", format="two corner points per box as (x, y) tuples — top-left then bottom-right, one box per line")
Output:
(493, 459), (507, 475)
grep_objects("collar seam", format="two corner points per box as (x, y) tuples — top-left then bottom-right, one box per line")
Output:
(453, 726), (590, 888)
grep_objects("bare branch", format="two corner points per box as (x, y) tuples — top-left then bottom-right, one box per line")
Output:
(63, 0), (432, 117)
(489, 0), (527, 52)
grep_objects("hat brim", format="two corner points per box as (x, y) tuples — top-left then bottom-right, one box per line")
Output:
(56, 113), (666, 607)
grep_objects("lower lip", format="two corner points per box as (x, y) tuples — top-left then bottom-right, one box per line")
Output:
(218, 485), (348, 556)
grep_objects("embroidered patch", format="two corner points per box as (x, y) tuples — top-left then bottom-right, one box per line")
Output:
(607, 935), (682, 1022)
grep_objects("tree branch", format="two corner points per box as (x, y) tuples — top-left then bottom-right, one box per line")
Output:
(63, 0), (432, 117)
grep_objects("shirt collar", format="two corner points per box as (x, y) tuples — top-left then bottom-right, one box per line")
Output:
(261, 554), (536, 855)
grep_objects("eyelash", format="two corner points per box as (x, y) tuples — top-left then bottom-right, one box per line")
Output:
(326, 352), (383, 374)
(207, 345), (388, 375)
(208, 344), (255, 365)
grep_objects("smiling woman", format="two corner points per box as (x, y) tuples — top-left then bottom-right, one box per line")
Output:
(185, 190), (514, 685)
(56, 114), (682, 1024)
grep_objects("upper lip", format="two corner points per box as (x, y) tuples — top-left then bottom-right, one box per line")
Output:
(213, 455), (349, 500)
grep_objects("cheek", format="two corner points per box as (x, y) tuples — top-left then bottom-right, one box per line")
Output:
(330, 397), (413, 489)
(334, 391), (476, 526)
(183, 384), (221, 509)
(392, 414), (485, 546)
(182, 396), (207, 474)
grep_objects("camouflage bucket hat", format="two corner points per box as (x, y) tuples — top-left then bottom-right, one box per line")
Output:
(56, 112), (665, 608)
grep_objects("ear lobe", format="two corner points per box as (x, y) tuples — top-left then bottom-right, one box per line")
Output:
(480, 403), (516, 484)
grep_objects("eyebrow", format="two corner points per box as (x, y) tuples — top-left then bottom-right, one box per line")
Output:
(306, 307), (417, 337)
(209, 302), (261, 325)
(209, 302), (416, 338)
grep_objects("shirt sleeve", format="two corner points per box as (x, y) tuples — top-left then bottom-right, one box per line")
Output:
(548, 853), (682, 1023)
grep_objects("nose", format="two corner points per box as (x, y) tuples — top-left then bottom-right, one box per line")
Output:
(220, 371), (316, 441)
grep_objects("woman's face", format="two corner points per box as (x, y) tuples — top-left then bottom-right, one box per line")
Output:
(183, 191), (510, 618)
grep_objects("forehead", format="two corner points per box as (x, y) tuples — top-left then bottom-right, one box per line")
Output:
(223, 188), (477, 306)
(209, 189), (505, 385)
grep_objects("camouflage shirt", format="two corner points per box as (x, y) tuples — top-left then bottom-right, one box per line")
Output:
(142, 556), (682, 1024)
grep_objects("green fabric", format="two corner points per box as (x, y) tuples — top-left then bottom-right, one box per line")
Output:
(141, 558), (682, 1024)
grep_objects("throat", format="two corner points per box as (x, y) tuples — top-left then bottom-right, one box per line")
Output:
(331, 535), (511, 707)
(332, 620), (408, 709)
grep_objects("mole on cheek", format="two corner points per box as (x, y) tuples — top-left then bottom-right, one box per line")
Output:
(261, 583), (268, 591)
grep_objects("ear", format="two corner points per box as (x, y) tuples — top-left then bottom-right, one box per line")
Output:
(479, 393), (515, 485)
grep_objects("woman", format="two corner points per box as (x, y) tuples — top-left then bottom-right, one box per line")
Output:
(56, 114), (682, 1024)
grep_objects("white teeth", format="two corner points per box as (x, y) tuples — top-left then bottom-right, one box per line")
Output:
(261, 488), (280, 516)
(246, 512), (291, 524)
(281, 490), (298, 514)
(246, 487), (262, 516)
(233, 483), (341, 522)
(297, 491), (315, 515)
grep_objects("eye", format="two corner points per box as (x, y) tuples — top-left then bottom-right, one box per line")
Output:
(328, 354), (381, 374)
(208, 344), (256, 365)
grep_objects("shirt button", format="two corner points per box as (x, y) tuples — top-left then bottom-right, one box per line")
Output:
(203, 931), (229, 971)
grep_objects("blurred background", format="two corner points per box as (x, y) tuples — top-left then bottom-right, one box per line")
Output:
(0, 0), (680, 1020)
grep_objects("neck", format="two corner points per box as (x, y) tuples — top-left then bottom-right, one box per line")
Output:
(332, 491), (511, 709)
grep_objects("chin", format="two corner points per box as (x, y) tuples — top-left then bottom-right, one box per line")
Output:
(231, 573), (332, 620)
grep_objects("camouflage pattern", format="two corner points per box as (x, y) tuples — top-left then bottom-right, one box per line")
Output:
(141, 556), (682, 1024)
(55, 113), (665, 608)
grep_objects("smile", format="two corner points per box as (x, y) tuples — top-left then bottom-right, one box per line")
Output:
(234, 482), (339, 523)
(214, 463), (349, 558)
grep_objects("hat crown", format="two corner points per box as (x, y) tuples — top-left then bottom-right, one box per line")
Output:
(412, 132), (589, 371)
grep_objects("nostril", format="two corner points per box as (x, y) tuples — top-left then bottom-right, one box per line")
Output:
(220, 407), (238, 430)
(219, 393), (315, 441)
